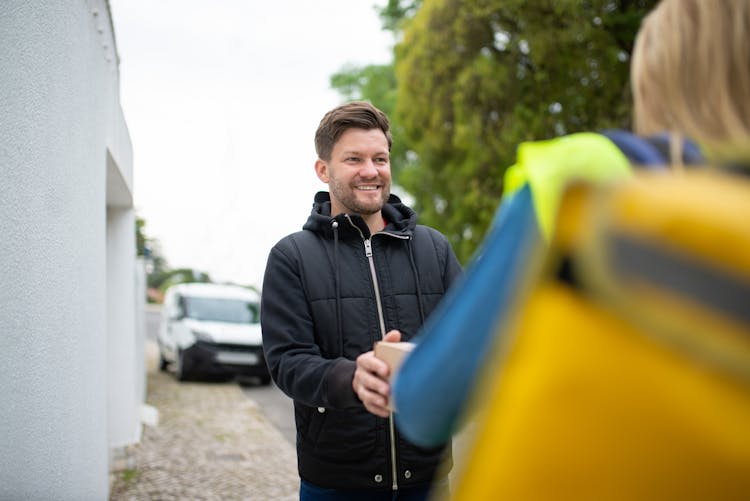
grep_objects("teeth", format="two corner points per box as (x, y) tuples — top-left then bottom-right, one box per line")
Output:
(357, 186), (378, 191)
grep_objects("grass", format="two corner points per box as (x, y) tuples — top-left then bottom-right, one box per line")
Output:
(119, 468), (139, 484)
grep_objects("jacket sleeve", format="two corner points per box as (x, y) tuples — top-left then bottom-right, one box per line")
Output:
(393, 184), (540, 447)
(261, 239), (360, 410)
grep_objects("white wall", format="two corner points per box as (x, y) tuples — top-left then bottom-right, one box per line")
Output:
(107, 207), (139, 448)
(134, 258), (148, 416)
(0, 1), (136, 499)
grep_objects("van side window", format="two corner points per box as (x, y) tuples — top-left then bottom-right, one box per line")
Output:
(247, 303), (260, 323)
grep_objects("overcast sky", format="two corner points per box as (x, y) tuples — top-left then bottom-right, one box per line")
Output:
(110, 0), (393, 288)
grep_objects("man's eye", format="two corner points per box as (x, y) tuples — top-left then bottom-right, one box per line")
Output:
(346, 157), (360, 162)
(375, 157), (389, 164)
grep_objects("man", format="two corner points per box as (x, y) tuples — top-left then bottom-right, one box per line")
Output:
(261, 101), (461, 500)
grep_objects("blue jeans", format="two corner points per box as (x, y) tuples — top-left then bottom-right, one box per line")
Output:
(300, 478), (449, 501)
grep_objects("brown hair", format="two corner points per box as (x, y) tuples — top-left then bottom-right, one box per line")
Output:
(314, 101), (393, 161)
(631, 0), (750, 162)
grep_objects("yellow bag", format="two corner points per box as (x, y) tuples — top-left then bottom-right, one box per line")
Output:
(449, 170), (750, 501)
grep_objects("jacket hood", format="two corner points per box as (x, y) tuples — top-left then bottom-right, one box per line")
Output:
(303, 191), (418, 238)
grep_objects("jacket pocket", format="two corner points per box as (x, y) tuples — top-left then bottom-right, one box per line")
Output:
(296, 404), (327, 446)
(313, 409), (378, 462)
(306, 407), (328, 446)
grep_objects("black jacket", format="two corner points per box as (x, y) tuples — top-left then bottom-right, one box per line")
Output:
(261, 192), (462, 491)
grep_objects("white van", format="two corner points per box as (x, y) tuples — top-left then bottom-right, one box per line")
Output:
(157, 282), (271, 384)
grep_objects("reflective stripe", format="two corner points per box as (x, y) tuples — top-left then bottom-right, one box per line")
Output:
(610, 233), (750, 326)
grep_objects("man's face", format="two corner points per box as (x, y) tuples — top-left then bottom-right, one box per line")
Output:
(315, 128), (391, 217)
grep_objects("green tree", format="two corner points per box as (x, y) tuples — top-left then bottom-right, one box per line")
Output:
(136, 215), (168, 278)
(394, 0), (657, 261)
(136, 215), (214, 302)
(151, 268), (212, 291)
(377, 0), (422, 31)
(136, 216), (147, 256)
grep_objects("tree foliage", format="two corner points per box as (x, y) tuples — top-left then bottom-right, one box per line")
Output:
(395, 0), (658, 261)
(330, 0), (656, 262)
(136, 215), (168, 281)
(377, 0), (423, 32)
(136, 215), (213, 300)
(136, 216), (148, 256)
(149, 267), (212, 291)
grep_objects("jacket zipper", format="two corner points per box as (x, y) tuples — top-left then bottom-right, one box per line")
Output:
(364, 239), (387, 336)
(364, 237), (398, 491)
(345, 216), (405, 491)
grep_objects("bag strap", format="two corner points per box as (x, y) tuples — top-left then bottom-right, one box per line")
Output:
(601, 129), (704, 167)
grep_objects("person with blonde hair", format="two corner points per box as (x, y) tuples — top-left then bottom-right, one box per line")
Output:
(631, 0), (750, 164)
(391, 0), (750, 476)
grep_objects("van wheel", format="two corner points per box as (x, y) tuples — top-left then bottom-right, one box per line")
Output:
(175, 350), (191, 382)
(158, 351), (169, 372)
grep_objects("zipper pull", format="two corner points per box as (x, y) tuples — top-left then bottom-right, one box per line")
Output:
(364, 239), (373, 257)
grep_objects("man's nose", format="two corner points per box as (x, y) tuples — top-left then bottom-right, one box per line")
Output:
(359, 159), (378, 177)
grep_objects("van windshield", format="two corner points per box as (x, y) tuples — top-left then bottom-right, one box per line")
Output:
(183, 297), (259, 324)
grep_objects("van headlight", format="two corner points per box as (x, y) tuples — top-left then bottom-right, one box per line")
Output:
(192, 330), (213, 342)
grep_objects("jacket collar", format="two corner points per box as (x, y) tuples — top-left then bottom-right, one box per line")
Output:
(303, 191), (417, 239)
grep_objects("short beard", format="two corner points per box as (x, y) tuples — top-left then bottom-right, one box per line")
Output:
(330, 179), (390, 215)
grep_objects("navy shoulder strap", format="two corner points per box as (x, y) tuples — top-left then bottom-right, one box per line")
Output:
(601, 129), (704, 168)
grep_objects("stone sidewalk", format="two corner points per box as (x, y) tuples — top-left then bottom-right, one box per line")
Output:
(109, 343), (299, 500)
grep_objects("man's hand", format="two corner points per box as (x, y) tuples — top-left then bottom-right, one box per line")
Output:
(353, 330), (401, 417)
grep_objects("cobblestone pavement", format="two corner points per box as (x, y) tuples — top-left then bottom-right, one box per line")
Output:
(109, 344), (299, 500)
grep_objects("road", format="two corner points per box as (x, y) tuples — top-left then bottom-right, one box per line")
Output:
(240, 380), (296, 446)
(145, 305), (296, 446)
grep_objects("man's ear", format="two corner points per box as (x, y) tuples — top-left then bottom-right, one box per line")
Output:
(314, 159), (329, 183)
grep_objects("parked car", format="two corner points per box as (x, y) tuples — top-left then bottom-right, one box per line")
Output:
(158, 282), (271, 384)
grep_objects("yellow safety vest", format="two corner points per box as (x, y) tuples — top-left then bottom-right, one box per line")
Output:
(448, 169), (750, 500)
(503, 132), (633, 240)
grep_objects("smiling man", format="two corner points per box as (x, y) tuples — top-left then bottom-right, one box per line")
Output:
(261, 101), (461, 500)
(316, 126), (391, 231)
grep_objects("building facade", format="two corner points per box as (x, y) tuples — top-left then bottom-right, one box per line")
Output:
(0, 1), (143, 499)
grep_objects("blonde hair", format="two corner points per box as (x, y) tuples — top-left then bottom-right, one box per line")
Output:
(631, 0), (750, 162)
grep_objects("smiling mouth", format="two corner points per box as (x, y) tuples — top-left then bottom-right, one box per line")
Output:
(356, 185), (380, 191)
